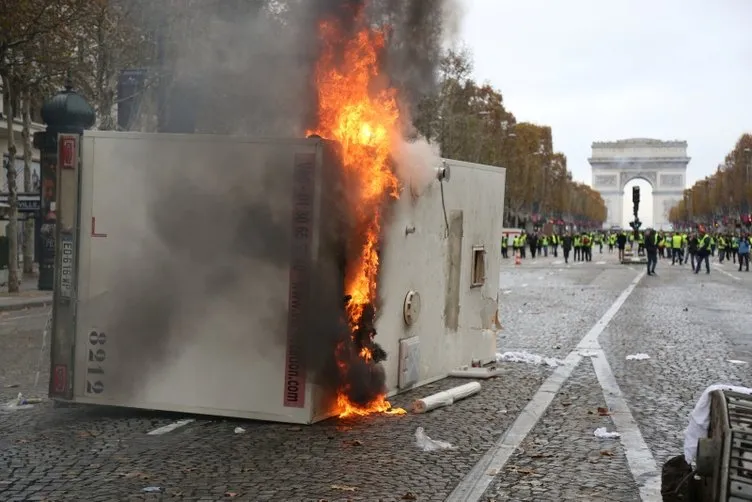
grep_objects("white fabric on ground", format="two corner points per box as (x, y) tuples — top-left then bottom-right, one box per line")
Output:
(415, 427), (454, 451)
(684, 384), (752, 464)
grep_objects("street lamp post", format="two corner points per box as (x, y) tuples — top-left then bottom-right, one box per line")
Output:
(745, 148), (751, 212)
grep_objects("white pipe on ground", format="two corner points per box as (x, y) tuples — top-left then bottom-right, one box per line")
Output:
(411, 381), (481, 414)
(448, 367), (501, 379)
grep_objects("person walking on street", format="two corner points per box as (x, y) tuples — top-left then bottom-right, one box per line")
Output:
(529, 232), (538, 259)
(562, 232), (573, 264)
(686, 232), (698, 268)
(739, 233), (750, 272)
(695, 227), (711, 274)
(617, 231), (627, 261)
(645, 228), (658, 275)
(671, 232), (683, 265)
(501, 233), (509, 259)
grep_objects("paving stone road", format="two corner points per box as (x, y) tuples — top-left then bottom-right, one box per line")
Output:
(1, 252), (750, 501)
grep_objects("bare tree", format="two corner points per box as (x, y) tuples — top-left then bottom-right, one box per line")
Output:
(1, 0), (90, 292)
(1, 74), (20, 291)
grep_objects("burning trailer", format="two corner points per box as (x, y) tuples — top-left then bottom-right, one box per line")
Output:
(48, 131), (505, 424)
(46, 3), (506, 424)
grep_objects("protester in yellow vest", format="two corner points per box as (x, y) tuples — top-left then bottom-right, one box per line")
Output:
(671, 233), (683, 265)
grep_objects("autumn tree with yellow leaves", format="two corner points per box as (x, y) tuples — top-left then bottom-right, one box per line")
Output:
(668, 134), (752, 228)
(414, 49), (606, 228)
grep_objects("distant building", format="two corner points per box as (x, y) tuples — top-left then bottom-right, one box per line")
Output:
(589, 138), (690, 230)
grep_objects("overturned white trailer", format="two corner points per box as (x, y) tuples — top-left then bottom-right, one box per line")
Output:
(48, 131), (506, 424)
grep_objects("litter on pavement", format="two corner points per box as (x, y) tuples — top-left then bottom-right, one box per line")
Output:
(593, 427), (621, 439)
(496, 350), (566, 368)
(625, 353), (650, 360)
(415, 427), (454, 451)
(1, 393), (37, 411)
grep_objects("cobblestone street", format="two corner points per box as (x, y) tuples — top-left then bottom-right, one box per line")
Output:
(2, 252), (750, 501)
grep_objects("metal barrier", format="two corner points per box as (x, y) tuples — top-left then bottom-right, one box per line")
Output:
(696, 390), (752, 501)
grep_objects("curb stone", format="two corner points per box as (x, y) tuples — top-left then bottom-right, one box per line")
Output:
(0, 298), (53, 313)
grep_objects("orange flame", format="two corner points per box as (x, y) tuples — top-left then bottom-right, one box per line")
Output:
(307, 15), (405, 418)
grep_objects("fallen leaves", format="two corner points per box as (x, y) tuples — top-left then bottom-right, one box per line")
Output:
(402, 492), (417, 500)
(120, 471), (150, 481)
(587, 407), (611, 416)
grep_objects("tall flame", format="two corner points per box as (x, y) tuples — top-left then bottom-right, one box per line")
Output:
(307, 15), (406, 418)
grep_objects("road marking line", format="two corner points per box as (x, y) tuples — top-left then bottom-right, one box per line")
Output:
(590, 352), (661, 500)
(713, 264), (742, 281)
(1, 311), (52, 321)
(447, 271), (645, 502)
(146, 419), (194, 435)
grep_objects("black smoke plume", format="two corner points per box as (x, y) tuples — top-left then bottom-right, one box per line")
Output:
(102, 0), (458, 409)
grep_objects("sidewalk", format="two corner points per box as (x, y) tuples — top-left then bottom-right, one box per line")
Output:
(0, 270), (52, 312)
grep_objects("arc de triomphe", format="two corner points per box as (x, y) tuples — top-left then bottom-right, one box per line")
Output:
(589, 138), (690, 229)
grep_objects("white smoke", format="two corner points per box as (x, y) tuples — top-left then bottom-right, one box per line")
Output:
(391, 135), (442, 195)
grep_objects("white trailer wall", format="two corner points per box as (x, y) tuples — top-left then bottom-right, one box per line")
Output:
(63, 131), (505, 423)
(377, 160), (505, 392)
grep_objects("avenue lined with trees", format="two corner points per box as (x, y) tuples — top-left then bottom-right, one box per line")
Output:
(413, 48), (607, 229)
(668, 134), (752, 228)
(1, 0), (606, 293)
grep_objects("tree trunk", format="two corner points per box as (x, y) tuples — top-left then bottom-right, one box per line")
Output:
(21, 90), (34, 275)
(2, 73), (20, 292)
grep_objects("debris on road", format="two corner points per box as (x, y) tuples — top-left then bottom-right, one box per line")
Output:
(625, 353), (650, 360)
(412, 382), (481, 414)
(415, 427), (454, 451)
(726, 359), (748, 364)
(142, 486), (162, 493)
(330, 484), (356, 492)
(593, 427), (621, 439)
(1, 392), (35, 411)
(448, 366), (502, 379)
(234, 427), (246, 434)
(497, 350), (566, 367)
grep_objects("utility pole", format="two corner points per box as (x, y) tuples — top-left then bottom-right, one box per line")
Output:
(745, 148), (751, 213)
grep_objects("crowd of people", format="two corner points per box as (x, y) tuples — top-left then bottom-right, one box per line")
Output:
(501, 230), (610, 264)
(637, 227), (752, 275)
(501, 228), (752, 275)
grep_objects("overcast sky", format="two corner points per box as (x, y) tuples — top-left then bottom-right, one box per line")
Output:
(458, 0), (752, 192)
